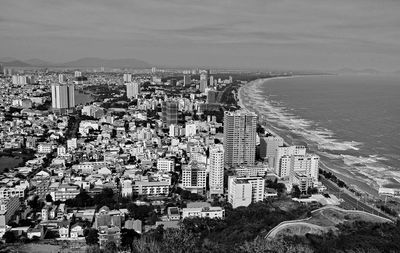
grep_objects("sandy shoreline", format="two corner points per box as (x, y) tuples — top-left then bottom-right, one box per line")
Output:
(237, 76), (380, 198)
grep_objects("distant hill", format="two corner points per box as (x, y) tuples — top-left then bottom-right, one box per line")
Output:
(0, 59), (31, 67)
(61, 57), (151, 69)
(24, 58), (54, 67)
(0, 57), (151, 69)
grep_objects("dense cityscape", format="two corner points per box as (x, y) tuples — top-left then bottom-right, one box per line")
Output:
(0, 64), (397, 253)
(1, 0), (400, 252)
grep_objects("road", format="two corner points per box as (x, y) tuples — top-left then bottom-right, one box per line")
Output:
(320, 176), (394, 221)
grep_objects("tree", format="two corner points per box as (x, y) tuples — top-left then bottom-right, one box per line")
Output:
(121, 229), (140, 251)
(85, 228), (99, 245)
(85, 245), (101, 253)
(103, 241), (118, 253)
(28, 195), (41, 210)
(45, 194), (53, 203)
(127, 204), (154, 221)
(2, 231), (16, 243)
(291, 186), (301, 198)
(307, 187), (319, 195)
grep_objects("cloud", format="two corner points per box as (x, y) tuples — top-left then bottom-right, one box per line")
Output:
(0, 0), (400, 70)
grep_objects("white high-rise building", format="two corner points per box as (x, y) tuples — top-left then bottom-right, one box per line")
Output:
(123, 73), (132, 82)
(58, 74), (67, 84)
(157, 158), (175, 172)
(12, 75), (32, 85)
(209, 144), (224, 195)
(182, 161), (207, 194)
(228, 176), (265, 208)
(126, 82), (140, 99)
(223, 110), (257, 166)
(275, 146), (306, 177)
(57, 146), (66, 156)
(199, 70), (208, 92)
(289, 154), (320, 181)
(185, 122), (197, 137)
(74, 71), (82, 78)
(51, 83), (75, 110)
(67, 138), (77, 150)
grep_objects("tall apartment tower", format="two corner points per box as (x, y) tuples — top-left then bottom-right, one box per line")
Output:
(74, 71), (82, 78)
(223, 110), (257, 166)
(58, 74), (67, 84)
(199, 71), (208, 93)
(123, 73), (132, 82)
(209, 75), (214, 87)
(209, 144), (225, 195)
(162, 101), (178, 128)
(183, 74), (191, 86)
(51, 84), (75, 110)
(126, 82), (141, 99)
(207, 90), (219, 104)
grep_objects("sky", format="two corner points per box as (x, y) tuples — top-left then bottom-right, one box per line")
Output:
(1, 0), (400, 71)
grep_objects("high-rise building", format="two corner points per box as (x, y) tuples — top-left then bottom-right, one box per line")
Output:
(12, 75), (33, 85)
(157, 158), (175, 172)
(289, 154), (320, 182)
(51, 84), (75, 110)
(223, 110), (257, 166)
(209, 76), (214, 87)
(74, 71), (82, 78)
(126, 82), (141, 99)
(209, 144), (224, 195)
(3, 68), (14, 76)
(58, 74), (67, 84)
(185, 122), (197, 137)
(207, 90), (219, 104)
(275, 146), (306, 177)
(162, 101), (178, 128)
(182, 161), (207, 194)
(260, 136), (284, 167)
(228, 176), (265, 208)
(0, 64), (3, 75)
(183, 74), (191, 86)
(123, 73), (132, 82)
(199, 70), (208, 93)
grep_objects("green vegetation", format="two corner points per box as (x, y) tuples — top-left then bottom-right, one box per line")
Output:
(120, 198), (400, 253)
(130, 199), (314, 252)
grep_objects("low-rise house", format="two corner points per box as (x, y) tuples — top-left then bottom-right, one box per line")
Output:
(59, 223), (70, 238)
(27, 225), (44, 239)
(98, 225), (121, 249)
(70, 224), (85, 238)
(182, 206), (225, 219)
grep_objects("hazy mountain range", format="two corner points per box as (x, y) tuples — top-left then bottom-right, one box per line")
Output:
(0, 57), (152, 69)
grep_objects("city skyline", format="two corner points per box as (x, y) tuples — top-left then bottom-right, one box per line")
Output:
(1, 0), (400, 71)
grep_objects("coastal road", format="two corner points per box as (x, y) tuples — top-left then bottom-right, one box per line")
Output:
(320, 177), (394, 220)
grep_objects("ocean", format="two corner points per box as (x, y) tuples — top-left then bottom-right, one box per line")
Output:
(239, 74), (400, 196)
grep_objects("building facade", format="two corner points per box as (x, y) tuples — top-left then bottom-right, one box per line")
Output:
(126, 82), (141, 99)
(162, 101), (178, 127)
(51, 84), (75, 110)
(209, 144), (224, 195)
(223, 110), (257, 166)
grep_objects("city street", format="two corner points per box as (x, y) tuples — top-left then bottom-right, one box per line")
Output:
(320, 177), (394, 220)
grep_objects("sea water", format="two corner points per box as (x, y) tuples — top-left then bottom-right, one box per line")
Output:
(240, 74), (400, 196)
